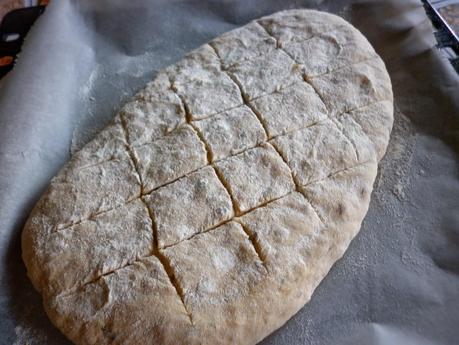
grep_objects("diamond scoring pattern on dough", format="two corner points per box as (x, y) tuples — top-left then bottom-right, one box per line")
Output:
(120, 102), (194, 324)
(208, 43), (272, 138)
(268, 141), (327, 225)
(255, 20), (363, 163)
(45, 56), (384, 235)
(169, 71), (272, 265)
(51, 94), (388, 235)
(27, 14), (392, 327)
(45, 151), (142, 233)
(207, 43), (321, 227)
(45, 159), (373, 298)
(144, 167), (234, 248)
(142, 197), (194, 324)
(171, 72), (240, 222)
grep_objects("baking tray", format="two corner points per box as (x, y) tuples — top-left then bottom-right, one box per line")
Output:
(0, 1), (458, 344)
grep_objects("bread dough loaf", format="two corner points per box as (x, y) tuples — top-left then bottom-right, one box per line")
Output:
(22, 9), (393, 345)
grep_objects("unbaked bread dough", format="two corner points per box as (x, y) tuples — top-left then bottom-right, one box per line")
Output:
(22, 9), (393, 345)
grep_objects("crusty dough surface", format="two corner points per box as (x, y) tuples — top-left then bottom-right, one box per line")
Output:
(22, 9), (393, 345)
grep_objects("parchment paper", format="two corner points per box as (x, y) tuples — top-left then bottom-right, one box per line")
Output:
(0, 0), (458, 344)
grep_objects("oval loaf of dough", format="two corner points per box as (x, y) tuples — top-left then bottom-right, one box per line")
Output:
(22, 9), (393, 345)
